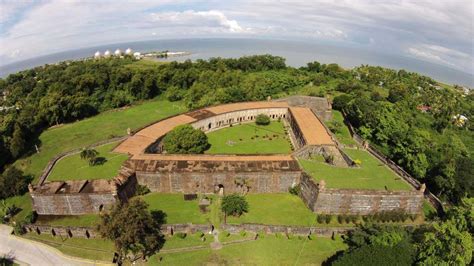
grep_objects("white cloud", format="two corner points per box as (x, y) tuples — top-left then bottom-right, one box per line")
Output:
(0, 0), (472, 73)
(149, 10), (249, 33)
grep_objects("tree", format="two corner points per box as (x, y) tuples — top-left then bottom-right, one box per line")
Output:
(255, 114), (270, 125)
(416, 219), (472, 265)
(97, 198), (164, 262)
(80, 148), (99, 166)
(162, 125), (209, 154)
(0, 166), (29, 200)
(221, 194), (249, 219)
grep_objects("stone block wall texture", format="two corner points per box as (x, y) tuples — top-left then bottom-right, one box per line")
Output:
(24, 224), (98, 238)
(299, 173), (320, 211)
(276, 96), (332, 121)
(31, 177), (136, 215)
(31, 193), (117, 215)
(314, 189), (424, 215)
(136, 171), (301, 194)
(299, 173), (423, 215)
(221, 223), (351, 236)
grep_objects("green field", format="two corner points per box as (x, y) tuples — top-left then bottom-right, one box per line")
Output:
(23, 233), (115, 262)
(300, 149), (411, 190)
(150, 235), (347, 266)
(205, 121), (292, 154)
(143, 193), (212, 224)
(227, 193), (316, 226)
(15, 99), (186, 182)
(4, 194), (32, 222)
(330, 110), (358, 146)
(47, 142), (128, 181)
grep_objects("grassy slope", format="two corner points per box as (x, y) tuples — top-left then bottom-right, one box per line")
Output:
(227, 193), (315, 226)
(330, 110), (358, 146)
(22, 233), (115, 262)
(142, 193), (211, 224)
(205, 121), (292, 154)
(4, 194), (32, 222)
(300, 149), (411, 190)
(150, 235), (346, 266)
(47, 142), (128, 181)
(15, 99), (186, 182)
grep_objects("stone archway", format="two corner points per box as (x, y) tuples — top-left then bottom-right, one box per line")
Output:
(216, 184), (224, 196)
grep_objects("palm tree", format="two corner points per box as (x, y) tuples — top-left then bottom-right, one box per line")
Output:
(80, 148), (99, 166)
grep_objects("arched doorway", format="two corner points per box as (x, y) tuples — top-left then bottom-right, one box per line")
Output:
(216, 184), (224, 196)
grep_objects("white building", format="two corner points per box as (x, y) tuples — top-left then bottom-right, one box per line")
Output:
(133, 52), (141, 59)
(94, 51), (101, 58)
(125, 48), (132, 55)
(104, 50), (111, 57)
(114, 49), (122, 56)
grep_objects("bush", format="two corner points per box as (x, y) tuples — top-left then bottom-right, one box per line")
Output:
(255, 114), (270, 125)
(240, 231), (247, 237)
(13, 222), (25, 235)
(289, 185), (301, 195)
(0, 166), (30, 200)
(221, 194), (249, 217)
(196, 231), (204, 238)
(324, 215), (332, 224)
(135, 184), (151, 196)
(162, 125), (210, 154)
(337, 215), (344, 224)
(222, 231), (231, 237)
(317, 215), (325, 224)
(175, 232), (187, 239)
(332, 94), (352, 111)
(24, 211), (37, 224)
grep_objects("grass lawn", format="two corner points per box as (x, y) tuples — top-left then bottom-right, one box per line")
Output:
(47, 142), (128, 181)
(143, 193), (211, 224)
(300, 149), (412, 190)
(22, 233), (115, 262)
(227, 193), (316, 226)
(330, 110), (358, 146)
(150, 234), (347, 266)
(14, 98), (186, 182)
(205, 121), (292, 154)
(35, 214), (100, 227)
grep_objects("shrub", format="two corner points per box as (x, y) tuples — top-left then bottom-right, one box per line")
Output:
(289, 185), (301, 195)
(240, 231), (247, 237)
(255, 114), (270, 125)
(344, 215), (351, 223)
(24, 211), (37, 224)
(221, 194), (249, 217)
(134, 184), (151, 196)
(324, 215), (332, 224)
(337, 215), (344, 224)
(353, 159), (362, 166)
(332, 94), (352, 111)
(196, 231), (204, 238)
(317, 215), (325, 224)
(222, 231), (231, 237)
(175, 232), (187, 239)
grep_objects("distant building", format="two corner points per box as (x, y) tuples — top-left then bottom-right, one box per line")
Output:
(94, 51), (101, 58)
(114, 49), (122, 56)
(104, 50), (111, 57)
(125, 48), (132, 55)
(133, 52), (142, 59)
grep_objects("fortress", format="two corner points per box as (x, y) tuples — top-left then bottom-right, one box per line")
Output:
(29, 96), (424, 216)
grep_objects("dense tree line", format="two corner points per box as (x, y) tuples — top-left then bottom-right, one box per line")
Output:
(0, 55), (472, 205)
(327, 199), (473, 265)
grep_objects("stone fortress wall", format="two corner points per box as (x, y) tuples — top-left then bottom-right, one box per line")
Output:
(29, 96), (425, 216)
(299, 173), (424, 215)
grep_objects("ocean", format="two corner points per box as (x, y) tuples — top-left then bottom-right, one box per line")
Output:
(1, 38), (472, 87)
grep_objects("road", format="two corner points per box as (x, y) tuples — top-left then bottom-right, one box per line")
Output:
(0, 225), (109, 265)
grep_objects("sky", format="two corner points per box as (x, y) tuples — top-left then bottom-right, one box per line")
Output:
(0, 0), (473, 74)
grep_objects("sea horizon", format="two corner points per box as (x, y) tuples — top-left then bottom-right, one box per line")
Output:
(1, 38), (472, 87)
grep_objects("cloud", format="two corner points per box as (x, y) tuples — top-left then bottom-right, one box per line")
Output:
(0, 0), (472, 73)
(149, 10), (249, 33)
